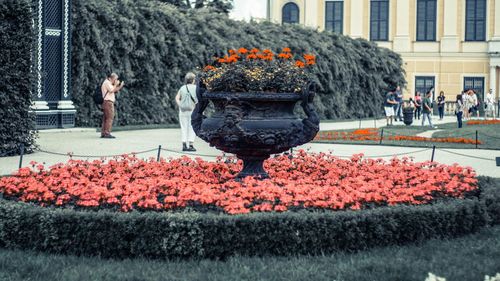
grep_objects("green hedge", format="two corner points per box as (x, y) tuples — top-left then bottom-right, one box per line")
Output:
(71, 0), (405, 127)
(479, 177), (500, 225)
(0, 0), (36, 156)
(0, 177), (497, 259)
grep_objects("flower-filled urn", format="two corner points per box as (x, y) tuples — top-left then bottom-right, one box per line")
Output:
(192, 48), (320, 179)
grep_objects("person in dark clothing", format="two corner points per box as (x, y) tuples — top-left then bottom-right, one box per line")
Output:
(414, 92), (422, 120)
(437, 91), (446, 120)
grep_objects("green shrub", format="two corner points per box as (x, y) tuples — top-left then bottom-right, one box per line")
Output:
(479, 177), (500, 224)
(71, 0), (405, 127)
(0, 0), (36, 156)
(0, 194), (491, 259)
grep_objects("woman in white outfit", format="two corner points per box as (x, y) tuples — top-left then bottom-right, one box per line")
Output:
(175, 72), (198, 151)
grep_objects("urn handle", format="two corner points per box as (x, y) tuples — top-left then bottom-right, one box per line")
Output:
(191, 78), (209, 135)
(300, 82), (320, 142)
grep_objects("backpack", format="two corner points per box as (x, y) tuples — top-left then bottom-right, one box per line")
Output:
(93, 85), (104, 105)
(179, 85), (196, 112)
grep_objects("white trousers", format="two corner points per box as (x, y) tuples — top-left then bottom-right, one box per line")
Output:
(179, 110), (195, 143)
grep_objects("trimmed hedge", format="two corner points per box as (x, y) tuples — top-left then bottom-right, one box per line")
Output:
(479, 177), (500, 225)
(0, 0), (37, 156)
(0, 177), (497, 259)
(71, 0), (405, 127)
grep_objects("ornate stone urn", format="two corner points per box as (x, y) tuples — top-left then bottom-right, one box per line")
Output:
(192, 81), (320, 179)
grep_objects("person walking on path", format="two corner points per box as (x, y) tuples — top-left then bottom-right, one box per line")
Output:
(101, 73), (125, 139)
(414, 92), (422, 120)
(470, 90), (480, 119)
(462, 90), (470, 120)
(422, 90), (435, 128)
(394, 86), (403, 122)
(437, 91), (445, 120)
(485, 89), (496, 120)
(175, 72), (198, 152)
(455, 94), (464, 128)
(384, 89), (398, 126)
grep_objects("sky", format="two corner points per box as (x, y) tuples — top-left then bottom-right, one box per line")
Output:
(230, 0), (267, 21)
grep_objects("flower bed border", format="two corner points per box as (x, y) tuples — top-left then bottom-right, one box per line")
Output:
(0, 177), (498, 260)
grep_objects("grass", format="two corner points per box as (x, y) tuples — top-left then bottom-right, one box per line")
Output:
(0, 225), (499, 281)
(314, 122), (500, 150)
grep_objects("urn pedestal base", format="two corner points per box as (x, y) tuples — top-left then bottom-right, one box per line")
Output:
(236, 156), (270, 180)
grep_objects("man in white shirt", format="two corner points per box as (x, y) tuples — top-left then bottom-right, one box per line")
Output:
(101, 73), (124, 138)
(485, 89), (496, 120)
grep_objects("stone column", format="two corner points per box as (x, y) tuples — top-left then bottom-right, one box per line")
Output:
(393, 0), (411, 52)
(493, 0), (500, 39)
(441, 0), (459, 52)
(350, 0), (364, 38)
(491, 65), (498, 98)
(305, 0), (318, 28)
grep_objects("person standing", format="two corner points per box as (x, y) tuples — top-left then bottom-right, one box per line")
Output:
(437, 91), (446, 120)
(485, 89), (495, 120)
(394, 86), (403, 122)
(455, 94), (464, 128)
(175, 72), (198, 152)
(101, 73), (125, 139)
(470, 90), (480, 119)
(384, 89), (397, 126)
(414, 92), (422, 120)
(422, 90), (435, 128)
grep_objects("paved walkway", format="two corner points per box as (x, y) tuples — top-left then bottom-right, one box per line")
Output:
(0, 118), (498, 177)
(320, 115), (458, 131)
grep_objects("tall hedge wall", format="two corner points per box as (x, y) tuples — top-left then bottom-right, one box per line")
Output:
(0, 0), (36, 155)
(71, 0), (405, 127)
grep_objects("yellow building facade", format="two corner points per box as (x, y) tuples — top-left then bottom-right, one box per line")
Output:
(269, 0), (500, 105)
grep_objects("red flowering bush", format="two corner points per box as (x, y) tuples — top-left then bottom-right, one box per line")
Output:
(0, 151), (478, 215)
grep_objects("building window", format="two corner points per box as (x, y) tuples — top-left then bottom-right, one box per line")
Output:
(370, 0), (389, 41)
(325, 1), (343, 34)
(465, 0), (486, 41)
(282, 2), (300, 24)
(464, 77), (485, 103)
(416, 0), (436, 41)
(415, 76), (435, 99)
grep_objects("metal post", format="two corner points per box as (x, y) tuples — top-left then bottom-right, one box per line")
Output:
(379, 129), (384, 145)
(431, 145), (436, 162)
(18, 144), (25, 169)
(475, 130), (478, 149)
(157, 145), (162, 162)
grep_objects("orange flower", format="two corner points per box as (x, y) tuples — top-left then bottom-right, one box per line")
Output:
(278, 53), (292, 59)
(250, 48), (260, 54)
(203, 65), (216, 71)
(262, 49), (273, 54)
(304, 54), (316, 65)
(247, 53), (258, 60)
(217, 56), (228, 63)
(295, 60), (305, 68)
(227, 55), (239, 63)
(282, 47), (292, 53)
(238, 47), (248, 54)
(228, 49), (236, 55)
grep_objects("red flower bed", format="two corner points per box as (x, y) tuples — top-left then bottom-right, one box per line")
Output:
(467, 120), (500, 126)
(315, 128), (482, 144)
(0, 151), (478, 214)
